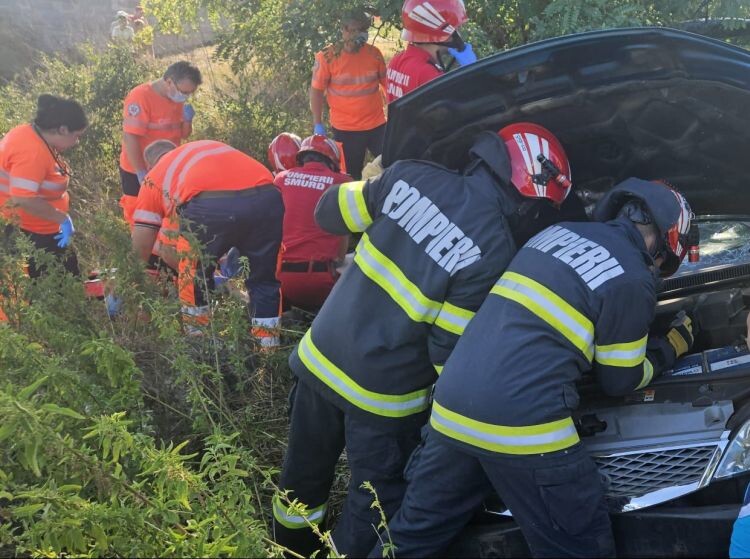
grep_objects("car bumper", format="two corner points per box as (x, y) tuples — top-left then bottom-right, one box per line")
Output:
(447, 504), (741, 558)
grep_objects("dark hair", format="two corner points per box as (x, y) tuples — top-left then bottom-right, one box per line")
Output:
(341, 9), (371, 30)
(163, 61), (203, 86)
(34, 94), (88, 132)
(299, 151), (334, 170)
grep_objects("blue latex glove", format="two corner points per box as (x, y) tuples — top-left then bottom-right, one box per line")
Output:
(136, 169), (147, 184)
(54, 215), (75, 248)
(313, 123), (326, 136)
(448, 43), (477, 66)
(105, 294), (123, 318)
(183, 103), (195, 122)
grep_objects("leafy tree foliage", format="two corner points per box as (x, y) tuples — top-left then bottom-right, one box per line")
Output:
(143, 0), (750, 91)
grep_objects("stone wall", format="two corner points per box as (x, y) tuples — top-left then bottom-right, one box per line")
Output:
(0, 0), (214, 80)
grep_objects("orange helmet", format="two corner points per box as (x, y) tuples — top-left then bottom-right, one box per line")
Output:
(401, 0), (468, 44)
(498, 122), (572, 207)
(268, 132), (302, 173)
(297, 134), (341, 171)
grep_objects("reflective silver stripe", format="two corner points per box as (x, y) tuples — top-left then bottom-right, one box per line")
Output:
(596, 346), (646, 362)
(355, 240), (440, 322)
(327, 84), (380, 97)
(41, 180), (66, 192)
(133, 209), (163, 225)
(430, 407), (577, 448)
(146, 121), (182, 131)
(330, 72), (379, 85)
(176, 145), (235, 189)
(298, 332), (430, 415)
(0, 170), (8, 193)
(495, 276), (594, 357)
(123, 117), (147, 130)
(434, 303), (474, 336)
(252, 316), (280, 328)
(339, 182), (372, 232)
(181, 305), (209, 317)
(272, 495), (327, 528)
(161, 140), (217, 207)
(10, 177), (40, 192)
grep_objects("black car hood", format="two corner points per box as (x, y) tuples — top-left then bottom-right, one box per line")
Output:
(382, 27), (750, 216)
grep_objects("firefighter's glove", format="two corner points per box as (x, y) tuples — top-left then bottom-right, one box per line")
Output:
(314, 123), (327, 136)
(666, 311), (694, 359)
(136, 169), (147, 184)
(183, 103), (195, 123)
(54, 215), (75, 248)
(448, 43), (477, 66)
(220, 247), (241, 279)
(362, 155), (383, 180)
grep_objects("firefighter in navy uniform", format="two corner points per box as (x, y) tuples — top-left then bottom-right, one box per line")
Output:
(369, 178), (696, 558)
(271, 123), (574, 557)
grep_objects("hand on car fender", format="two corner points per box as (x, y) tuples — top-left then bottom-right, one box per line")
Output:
(666, 311), (694, 359)
(361, 155), (384, 180)
(448, 43), (477, 66)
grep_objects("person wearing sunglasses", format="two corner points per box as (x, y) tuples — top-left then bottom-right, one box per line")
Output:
(118, 60), (202, 226)
(0, 94), (87, 281)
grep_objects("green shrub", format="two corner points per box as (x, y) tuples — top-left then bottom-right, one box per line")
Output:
(0, 44), (310, 557)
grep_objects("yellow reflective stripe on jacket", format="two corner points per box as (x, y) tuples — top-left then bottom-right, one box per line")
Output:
(434, 364), (444, 375)
(635, 358), (655, 390)
(595, 335), (648, 367)
(435, 302), (475, 336)
(297, 330), (431, 418)
(491, 271), (595, 362)
(338, 181), (373, 232)
(354, 233), (442, 323)
(272, 494), (326, 530)
(430, 401), (580, 455)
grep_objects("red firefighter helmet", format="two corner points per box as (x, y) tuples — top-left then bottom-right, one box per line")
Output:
(498, 122), (572, 206)
(297, 134), (341, 171)
(401, 0), (468, 44)
(268, 132), (302, 173)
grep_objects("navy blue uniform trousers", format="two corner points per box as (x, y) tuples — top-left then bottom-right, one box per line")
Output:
(274, 379), (428, 557)
(369, 428), (615, 558)
(178, 186), (283, 319)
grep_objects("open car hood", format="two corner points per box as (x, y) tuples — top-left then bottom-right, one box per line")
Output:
(382, 27), (750, 216)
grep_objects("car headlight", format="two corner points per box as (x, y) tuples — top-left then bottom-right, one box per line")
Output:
(714, 421), (750, 479)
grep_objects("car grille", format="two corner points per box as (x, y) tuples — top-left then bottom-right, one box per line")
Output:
(594, 445), (717, 497)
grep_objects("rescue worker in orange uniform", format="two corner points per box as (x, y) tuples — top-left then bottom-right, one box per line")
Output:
(131, 140), (284, 346)
(0, 94), (87, 323)
(273, 134), (353, 311)
(310, 9), (387, 180)
(1, 94), (87, 276)
(387, 0), (477, 103)
(119, 61), (202, 226)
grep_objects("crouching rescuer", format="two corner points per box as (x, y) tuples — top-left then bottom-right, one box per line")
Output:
(272, 123), (574, 557)
(369, 179), (696, 558)
(130, 139), (284, 345)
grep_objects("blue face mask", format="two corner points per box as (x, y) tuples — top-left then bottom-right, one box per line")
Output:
(167, 80), (189, 103)
(168, 90), (188, 103)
